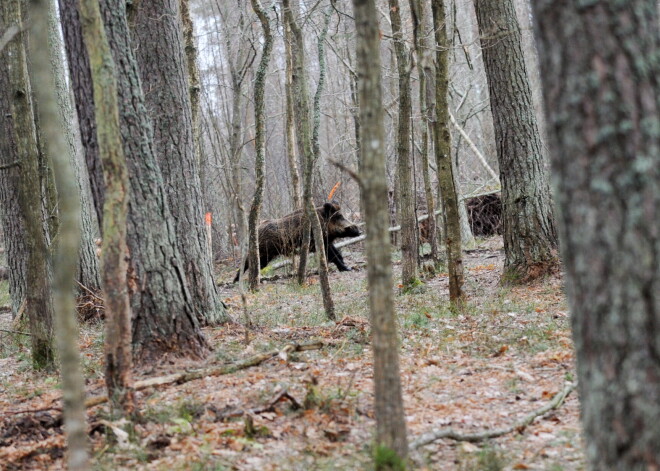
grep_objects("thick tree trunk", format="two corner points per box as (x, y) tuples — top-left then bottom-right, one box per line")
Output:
(474, 0), (558, 283)
(0, 38), (27, 320)
(246, 0), (273, 291)
(432, 0), (464, 305)
(532, 1), (660, 468)
(98, 0), (209, 361)
(131, 0), (227, 325)
(3, 0), (55, 369)
(389, 0), (419, 288)
(79, 0), (134, 414)
(29, 0), (89, 466)
(352, 0), (409, 464)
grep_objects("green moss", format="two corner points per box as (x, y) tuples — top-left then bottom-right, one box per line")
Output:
(373, 444), (406, 471)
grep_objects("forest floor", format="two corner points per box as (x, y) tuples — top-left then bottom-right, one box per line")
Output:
(0, 236), (585, 470)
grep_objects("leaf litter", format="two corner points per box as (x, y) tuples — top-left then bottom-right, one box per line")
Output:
(0, 237), (584, 470)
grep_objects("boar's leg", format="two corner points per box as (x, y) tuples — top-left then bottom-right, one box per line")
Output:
(327, 243), (351, 271)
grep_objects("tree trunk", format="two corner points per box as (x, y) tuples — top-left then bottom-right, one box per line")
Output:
(131, 0), (227, 325)
(246, 0), (273, 291)
(532, 1), (660, 468)
(474, 0), (558, 283)
(179, 0), (201, 169)
(3, 0), (55, 369)
(97, 0), (210, 361)
(284, 21), (302, 210)
(58, 0), (103, 227)
(352, 0), (409, 464)
(79, 0), (134, 414)
(29, 0), (89, 466)
(389, 0), (419, 288)
(47, 0), (101, 294)
(409, 0), (438, 263)
(0, 34), (27, 320)
(432, 0), (464, 306)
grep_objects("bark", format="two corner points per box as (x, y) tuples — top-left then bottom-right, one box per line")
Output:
(29, 0), (89, 466)
(388, 0), (418, 287)
(283, 0), (313, 285)
(532, 1), (660, 469)
(409, 0), (438, 262)
(284, 21), (302, 210)
(97, 0), (209, 361)
(432, 0), (464, 305)
(47, 0), (101, 293)
(246, 0), (273, 291)
(309, 6), (335, 320)
(0, 23), (27, 320)
(58, 0), (103, 227)
(179, 0), (201, 169)
(3, 0), (55, 369)
(474, 0), (558, 283)
(131, 0), (227, 325)
(352, 0), (409, 463)
(78, 0), (135, 414)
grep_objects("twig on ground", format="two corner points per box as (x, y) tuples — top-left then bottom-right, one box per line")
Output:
(0, 328), (31, 336)
(409, 382), (577, 450)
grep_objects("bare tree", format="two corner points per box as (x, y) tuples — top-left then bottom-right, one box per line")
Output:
(353, 0), (408, 464)
(284, 0), (335, 320)
(409, 0), (438, 263)
(474, 0), (558, 283)
(1, 0), (55, 369)
(246, 0), (273, 291)
(29, 0), (89, 466)
(533, 0), (660, 468)
(432, 0), (464, 305)
(389, 0), (419, 287)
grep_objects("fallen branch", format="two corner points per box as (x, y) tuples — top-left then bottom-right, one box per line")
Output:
(0, 328), (31, 336)
(213, 387), (302, 420)
(84, 340), (324, 408)
(409, 382), (577, 450)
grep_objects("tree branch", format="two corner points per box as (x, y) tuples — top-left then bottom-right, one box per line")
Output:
(410, 382), (577, 449)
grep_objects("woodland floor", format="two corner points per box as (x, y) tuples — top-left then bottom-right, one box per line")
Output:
(0, 237), (584, 470)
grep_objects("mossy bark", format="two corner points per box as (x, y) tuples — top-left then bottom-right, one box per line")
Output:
(533, 1), (660, 468)
(389, 0), (419, 287)
(79, 0), (135, 414)
(284, 0), (335, 320)
(246, 0), (273, 291)
(352, 0), (409, 461)
(2, 0), (55, 369)
(29, 0), (89, 466)
(432, 0), (465, 305)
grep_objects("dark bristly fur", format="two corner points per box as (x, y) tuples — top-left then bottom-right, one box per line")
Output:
(234, 202), (360, 282)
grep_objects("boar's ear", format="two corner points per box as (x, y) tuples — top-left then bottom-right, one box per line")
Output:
(322, 202), (335, 217)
